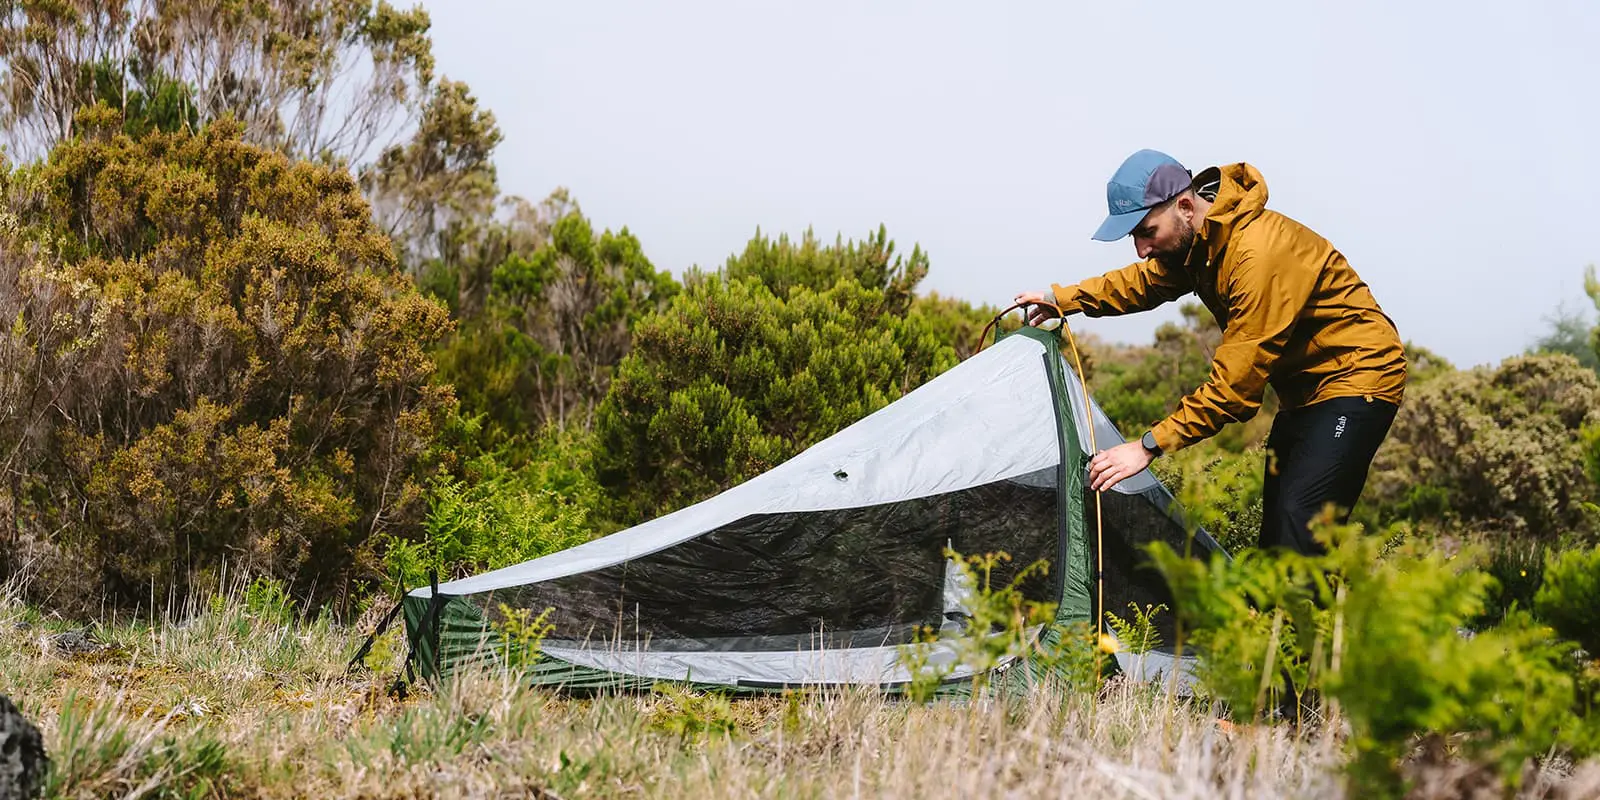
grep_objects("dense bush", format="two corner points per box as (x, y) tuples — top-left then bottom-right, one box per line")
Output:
(590, 227), (979, 525)
(0, 119), (453, 610)
(723, 224), (926, 312)
(593, 271), (961, 525)
(1366, 353), (1600, 539)
(432, 210), (678, 437)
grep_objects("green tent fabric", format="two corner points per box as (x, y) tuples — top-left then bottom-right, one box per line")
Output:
(398, 325), (1226, 694)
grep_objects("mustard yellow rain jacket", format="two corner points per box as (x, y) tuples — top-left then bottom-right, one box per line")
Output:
(1050, 162), (1407, 454)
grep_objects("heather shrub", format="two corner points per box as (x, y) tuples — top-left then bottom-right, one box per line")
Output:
(1365, 353), (1600, 539)
(0, 118), (453, 611)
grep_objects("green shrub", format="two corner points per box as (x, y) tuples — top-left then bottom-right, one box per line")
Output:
(593, 263), (959, 525)
(435, 208), (679, 437)
(1535, 544), (1600, 656)
(644, 684), (741, 742)
(1144, 539), (1334, 722)
(382, 423), (603, 588)
(493, 603), (555, 669)
(1148, 516), (1597, 798)
(1104, 602), (1167, 655)
(1322, 531), (1586, 795)
(383, 469), (592, 590)
(899, 550), (1038, 702)
(242, 576), (298, 626)
(1477, 537), (1550, 625)
(898, 548), (1111, 702)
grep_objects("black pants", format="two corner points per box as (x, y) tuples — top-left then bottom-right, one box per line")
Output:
(1259, 395), (1397, 555)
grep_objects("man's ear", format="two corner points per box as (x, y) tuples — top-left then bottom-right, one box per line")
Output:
(1174, 194), (1197, 223)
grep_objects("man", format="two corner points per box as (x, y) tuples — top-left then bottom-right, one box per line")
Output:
(1015, 149), (1407, 555)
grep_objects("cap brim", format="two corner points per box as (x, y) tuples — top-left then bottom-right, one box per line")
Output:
(1091, 207), (1150, 242)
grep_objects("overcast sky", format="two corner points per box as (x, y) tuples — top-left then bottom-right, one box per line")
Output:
(417, 0), (1599, 368)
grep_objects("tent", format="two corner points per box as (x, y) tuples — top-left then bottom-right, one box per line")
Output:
(395, 323), (1227, 694)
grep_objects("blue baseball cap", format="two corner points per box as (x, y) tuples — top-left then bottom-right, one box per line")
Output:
(1092, 149), (1194, 241)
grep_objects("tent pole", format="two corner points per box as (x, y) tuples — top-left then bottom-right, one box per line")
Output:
(345, 600), (404, 675)
(1058, 315), (1106, 643)
(978, 300), (1107, 644)
(428, 567), (444, 676)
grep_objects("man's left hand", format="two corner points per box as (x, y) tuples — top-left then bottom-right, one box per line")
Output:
(1013, 290), (1060, 326)
(1087, 440), (1154, 492)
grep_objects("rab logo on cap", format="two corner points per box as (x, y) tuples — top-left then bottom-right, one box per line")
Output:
(1114, 198), (1135, 209)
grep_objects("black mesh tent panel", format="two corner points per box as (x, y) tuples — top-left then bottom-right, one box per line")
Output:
(1090, 485), (1222, 652)
(472, 470), (1061, 653)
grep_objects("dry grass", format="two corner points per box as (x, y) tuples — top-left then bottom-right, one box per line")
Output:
(0, 580), (1593, 800)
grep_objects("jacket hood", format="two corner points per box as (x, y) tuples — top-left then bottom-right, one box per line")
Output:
(1194, 163), (1269, 261)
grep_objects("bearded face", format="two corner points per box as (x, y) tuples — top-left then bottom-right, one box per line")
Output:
(1131, 200), (1197, 268)
(1150, 213), (1195, 268)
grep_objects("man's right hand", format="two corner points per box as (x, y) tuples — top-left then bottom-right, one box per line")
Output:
(1013, 290), (1061, 326)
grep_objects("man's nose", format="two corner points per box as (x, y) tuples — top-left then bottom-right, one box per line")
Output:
(1135, 237), (1153, 259)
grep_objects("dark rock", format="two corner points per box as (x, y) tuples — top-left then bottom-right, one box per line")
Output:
(47, 629), (98, 658)
(0, 694), (46, 800)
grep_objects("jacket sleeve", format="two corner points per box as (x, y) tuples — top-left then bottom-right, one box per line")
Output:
(1150, 247), (1317, 453)
(1049, 258), (1193, 317)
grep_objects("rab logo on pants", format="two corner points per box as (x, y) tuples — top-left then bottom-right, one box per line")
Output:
(1334, 416), (1347, 439)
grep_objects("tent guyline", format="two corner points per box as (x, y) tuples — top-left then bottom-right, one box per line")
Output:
(352, 311), (1228, 696)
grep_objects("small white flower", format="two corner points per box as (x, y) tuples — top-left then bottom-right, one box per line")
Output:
(174, 696), (211, 718)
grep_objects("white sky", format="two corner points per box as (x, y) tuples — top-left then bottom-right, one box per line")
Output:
(418, 0), (1600, 368)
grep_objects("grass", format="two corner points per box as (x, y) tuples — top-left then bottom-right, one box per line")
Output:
(2, 578), (1597, 799)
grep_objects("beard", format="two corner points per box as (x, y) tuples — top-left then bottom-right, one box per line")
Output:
(1151, 216), (1196, 268)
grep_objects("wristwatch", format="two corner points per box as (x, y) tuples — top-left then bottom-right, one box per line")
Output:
(1141, 430), (1163, 457)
